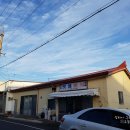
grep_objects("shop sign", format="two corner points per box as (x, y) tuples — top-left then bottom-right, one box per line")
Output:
(59, 81), (87, 91)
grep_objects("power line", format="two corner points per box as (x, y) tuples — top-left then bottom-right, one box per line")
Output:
(16, 0), (81, 44)
(6, 0), (76, 44)
(0, 0), (120, 69)
(4, 0), (78, 51)
(1, 0), (80, 80)
(0, 71), (9, 80)
(0, 0), (13, 16)
(1, 0), (23, 25)
(17, 0), (45, 28)
(9, 0), (45, 30)
(5, 0), (80, 48)
(4, 0), (57, 45)
(3, 0), (81, 57)
(0, 55), (11, 80)
(4, 0), (45, 47)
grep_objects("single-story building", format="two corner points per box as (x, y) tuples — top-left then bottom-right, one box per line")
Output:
(0, 80), (41, 113)
(9, 61), (130, 121)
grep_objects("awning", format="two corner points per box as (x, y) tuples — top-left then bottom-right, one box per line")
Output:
(49, 89), (99, 98)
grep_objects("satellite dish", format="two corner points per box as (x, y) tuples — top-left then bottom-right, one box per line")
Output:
(0, 25), (4, 54)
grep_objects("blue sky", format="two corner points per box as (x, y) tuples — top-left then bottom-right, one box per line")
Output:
(0, 0), (130, 82)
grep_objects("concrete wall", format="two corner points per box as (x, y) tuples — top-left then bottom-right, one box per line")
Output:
(4, 81), (41, 113)
(7, 71), (130, 117)
(88, 77), (108, 107)
(10, 87), (52, 115)
(11, 90), (37, 114)
(0, 81), (5, 91)
(37, 87), (52, 115)
(5, 92), (14, 112)
(107, 71), (130, 109)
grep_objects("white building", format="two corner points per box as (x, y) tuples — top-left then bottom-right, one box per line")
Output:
(0, 80), (41, 114)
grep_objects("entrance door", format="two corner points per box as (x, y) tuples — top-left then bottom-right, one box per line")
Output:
(20, 95), (37, 116)
(58, 96), (93, 119)
(14, 99), (17, 115)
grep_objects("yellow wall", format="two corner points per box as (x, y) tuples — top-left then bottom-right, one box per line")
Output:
(12, 90), (37, 114)
(37, 88), (52, 114)
(10, 71), (130, 116)
(12, 87), (52, 115)
(107, 71), (130, 109)
(88, 77), (108, 107)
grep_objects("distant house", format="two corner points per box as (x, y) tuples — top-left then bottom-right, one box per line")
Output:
(0, 80), (41, 113)
(10, 61), (130, 121)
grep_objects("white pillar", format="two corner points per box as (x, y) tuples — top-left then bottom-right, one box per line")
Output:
(56, 99), (59, 121)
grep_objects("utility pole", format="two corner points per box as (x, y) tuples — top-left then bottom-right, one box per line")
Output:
(0, 26), (4, 55)
(0, 26), (5, 113)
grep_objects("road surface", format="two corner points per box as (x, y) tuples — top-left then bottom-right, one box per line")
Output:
(0, 118), (59, 130)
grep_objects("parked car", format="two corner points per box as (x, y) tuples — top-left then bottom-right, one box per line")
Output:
(59, 107), (130, 130)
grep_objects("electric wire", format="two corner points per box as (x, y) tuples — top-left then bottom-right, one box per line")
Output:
(17, 0), (45, 28)
(0, 0), (13, 16)
(18, 0), (81, 44)
(1, 0), (23, 25)
(4, 0), (45, 47)
(0, 0), (119, 69)
(5, 0), (76, 44)
(3, 0), (81, 58)
(4, 0), (79, 52)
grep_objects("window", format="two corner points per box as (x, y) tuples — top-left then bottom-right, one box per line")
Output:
(118, 91), (124, 104)
(78, 109), (110, 126)
(52, 87), (56, 92)
(110, 110), (130, 129)
(48, 99), (55, 110)
(80, 81), (88, 87)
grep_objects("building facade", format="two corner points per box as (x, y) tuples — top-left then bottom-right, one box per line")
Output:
(0, 80), (41, 113)
(9, 62), (130, 121)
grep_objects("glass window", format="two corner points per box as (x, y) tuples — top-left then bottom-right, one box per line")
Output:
(118, 91), (124, 104)
(48, 99), (55, 110)
(20, 95), (37, 116)
(110, 110), (130, 129)
(78, 109), (110, 126)
(52, 87), (56, 92)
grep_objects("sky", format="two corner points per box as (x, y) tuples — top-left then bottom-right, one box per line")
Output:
(0, 0), (130, 82)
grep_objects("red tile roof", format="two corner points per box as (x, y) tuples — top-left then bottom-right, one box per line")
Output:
(10, 61), (130, 92)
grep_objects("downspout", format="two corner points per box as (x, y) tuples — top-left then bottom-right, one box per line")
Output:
(36, 88), (39, 116)
(2, 82), (7, 113)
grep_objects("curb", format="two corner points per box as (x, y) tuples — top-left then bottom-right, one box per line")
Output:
(7, 117), (43, 123)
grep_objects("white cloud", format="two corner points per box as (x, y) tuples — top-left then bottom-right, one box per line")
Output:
(116, 42), (130, 49)
(22, 1), (35, 9)
(42, 13), (50, 21)
(0, 0), (130, 81)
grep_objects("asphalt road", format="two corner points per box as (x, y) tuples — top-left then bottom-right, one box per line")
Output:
(0, 118), (59, 130)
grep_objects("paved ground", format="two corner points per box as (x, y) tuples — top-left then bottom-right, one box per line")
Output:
(0, 117), (60, 130)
